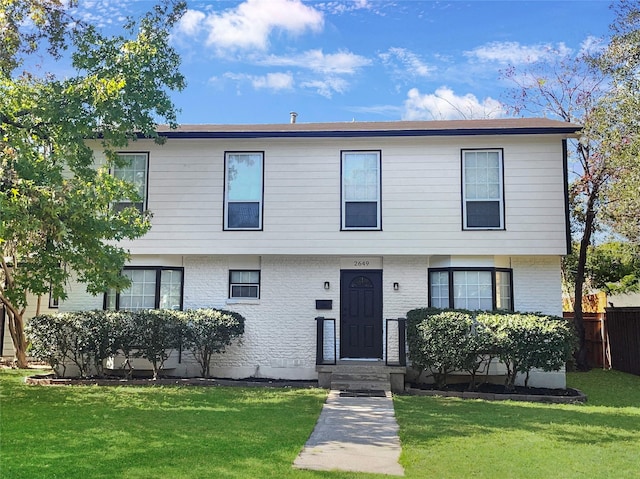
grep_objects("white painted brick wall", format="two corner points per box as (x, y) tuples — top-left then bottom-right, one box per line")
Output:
(512, 256), (563, 316)
(55, 253), (566, 387)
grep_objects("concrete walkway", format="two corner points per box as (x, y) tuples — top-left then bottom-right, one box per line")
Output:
(293, 390), (404, 476)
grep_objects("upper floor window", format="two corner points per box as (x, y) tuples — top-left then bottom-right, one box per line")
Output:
(104, 267), (184, 311)
(224, 152), (264, 230)
(429, 267), (513, 311)
(341, 150), (381, 230)
(112, 153), (148, 213)
(462, 149), (504, 229)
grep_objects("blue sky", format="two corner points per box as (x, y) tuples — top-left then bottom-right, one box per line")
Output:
(70, 0), (614, 124)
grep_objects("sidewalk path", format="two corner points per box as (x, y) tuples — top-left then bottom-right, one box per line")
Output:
(293, 390), (404, 476)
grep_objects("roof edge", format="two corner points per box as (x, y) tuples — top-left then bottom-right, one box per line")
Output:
(152, 126), (581, 139)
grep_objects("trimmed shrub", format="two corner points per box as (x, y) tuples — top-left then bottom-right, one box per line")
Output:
(27, 308), (247, 379)
(27, 311), (119, 378)
(406, 308), (576, 390)
(109, 310), (138, 378)
(478, 313), (575, 390)
(407, 309), (475, 389)
(79, 310), (119, 377)
(131, 309), (183, 380)
(27, 313), (75, 377)
(181, 309), (245, 378)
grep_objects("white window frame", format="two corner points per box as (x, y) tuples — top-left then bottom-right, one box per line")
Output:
(461, 149), (504, 230)
(112, 152), (149, 213)
(104, 267), (184, 311)
(341, 150), (382, 230)
(229, 270), (260, 299)
(428, 267), (513, 311)
(224, 152), (264, 230)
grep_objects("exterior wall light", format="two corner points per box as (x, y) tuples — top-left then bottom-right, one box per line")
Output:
(393, 282), (399, 291)
(324, 281), (330, 290)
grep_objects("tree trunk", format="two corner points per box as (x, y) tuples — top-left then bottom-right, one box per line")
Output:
(573, 190), (598, 371)
(6, 307), (29, 368)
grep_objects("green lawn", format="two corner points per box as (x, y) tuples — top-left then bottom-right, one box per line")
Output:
(1, 369), (639, 479)
(394, 369), (640, 479)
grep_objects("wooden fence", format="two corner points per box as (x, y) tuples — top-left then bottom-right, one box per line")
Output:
(563, 312), (610, 369)
(605, 307), (640, 376)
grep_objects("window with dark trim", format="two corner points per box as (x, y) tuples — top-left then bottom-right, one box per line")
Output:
(112, 153), (149, 213)
(224, 152), (264, 230)
(104, 267), (184, 311)
(48, 285), (59, 309)
(229, 270), (260, 299)
(428, 267), (513, 311)
(461, 149), (504, 229)
(341, 150), (381, 230)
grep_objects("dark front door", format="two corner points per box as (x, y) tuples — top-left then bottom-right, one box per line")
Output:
(340, 270), (383, 358)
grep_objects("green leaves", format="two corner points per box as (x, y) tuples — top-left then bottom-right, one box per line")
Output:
(563, 241), (640, 295)
(27, 309), (246, 379)
(407, 308), (575, 390)
(1, 1), (186, 366)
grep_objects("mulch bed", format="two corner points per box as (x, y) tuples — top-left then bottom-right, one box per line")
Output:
(23, 373), (587, 403)
(406, 381), (587, 403)
(24, 373), (318, 389)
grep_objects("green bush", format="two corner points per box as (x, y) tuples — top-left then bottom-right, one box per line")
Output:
(27, 309), (246, 379)
(478, 313), (575, 390)
(406, 308), (575, 390)
(181, 309), (245, 378)
(109, 310), (138, 378)
(28, 311), (118, 378)
(407, 309), (476, 389)
(129, 309), (183, 380)
(27, 313), (75, 377)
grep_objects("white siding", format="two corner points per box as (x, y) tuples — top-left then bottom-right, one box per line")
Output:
(99, 134), (568, 256)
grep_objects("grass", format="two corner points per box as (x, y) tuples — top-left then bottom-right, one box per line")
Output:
(1, 369), (639, 478)
(394, 369), (640, 479)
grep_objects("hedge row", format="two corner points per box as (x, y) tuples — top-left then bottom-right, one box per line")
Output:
(406, 308), (575, 390)
(26, 309), (245, 379)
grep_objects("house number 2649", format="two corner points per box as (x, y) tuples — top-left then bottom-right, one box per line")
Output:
(353, 260), (370, 267)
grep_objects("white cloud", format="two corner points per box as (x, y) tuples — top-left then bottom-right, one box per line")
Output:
(300, 77), (349, 98)
(252, 72), (294, 90)
(402, 87), (505, 120)
(317, 0), (375, 15)
(579, 35), (606, 56)
(176, 9), (206, 36)
(261, 49), (371, 74)
(379, 47), (434, 78)
(71, 0), (131, 27)
(220, 71), (294, 92)
(177, 0), (323, 52)
(465, 41), (572, 65)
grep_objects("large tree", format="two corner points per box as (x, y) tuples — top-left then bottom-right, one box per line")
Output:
(503, 51), (608, 370)
(502, 0), (639, 370)
(597, 0), (640, 244)
(1, 0), (186, 367)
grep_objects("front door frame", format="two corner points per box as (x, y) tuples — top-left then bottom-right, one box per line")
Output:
(339, 269), (383, 359)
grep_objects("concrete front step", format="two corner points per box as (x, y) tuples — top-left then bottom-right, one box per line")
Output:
(317, 361), (407, 393)
(331, 372), (390, 382)
(331, 380), (392, 391)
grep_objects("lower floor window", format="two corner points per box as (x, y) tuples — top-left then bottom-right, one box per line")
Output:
(229, 270), (260, 299)
(104, 267), (184, 311)
(429, 268), (513, 311)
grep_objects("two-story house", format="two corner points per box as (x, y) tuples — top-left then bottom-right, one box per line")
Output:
(57, 118), (579, 388)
